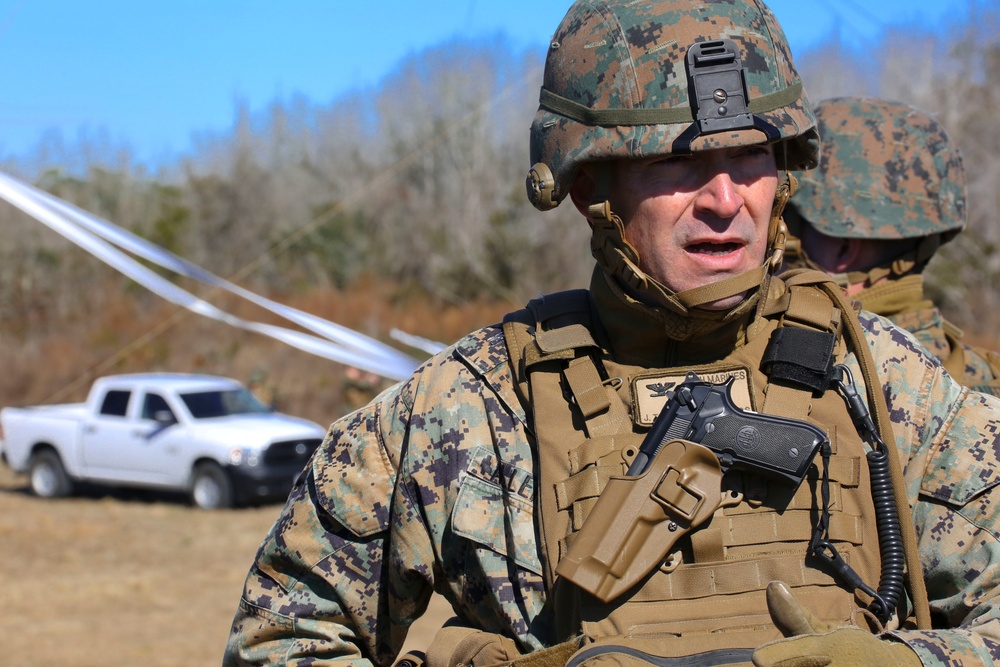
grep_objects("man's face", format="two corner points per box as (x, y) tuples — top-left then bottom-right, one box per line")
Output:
(610, 145), (778, 310)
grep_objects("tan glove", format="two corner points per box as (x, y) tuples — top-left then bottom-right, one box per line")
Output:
(424, 626), (521, 667)
(752, 581), (922, 667)
(423, 625), (581, 667)
(764, 581), (841, 637)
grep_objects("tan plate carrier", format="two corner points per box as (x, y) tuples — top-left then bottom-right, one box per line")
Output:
(496, 270), (928, 666)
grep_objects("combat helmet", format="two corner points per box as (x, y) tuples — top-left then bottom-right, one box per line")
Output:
(526, 0), (819, 334)
(527, 0), (819, 214)
(790, 97), (966, 247)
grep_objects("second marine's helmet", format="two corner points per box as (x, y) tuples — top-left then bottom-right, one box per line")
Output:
(789, 96), (967, 243)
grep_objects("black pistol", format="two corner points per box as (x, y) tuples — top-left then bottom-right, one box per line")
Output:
(628, 371), (827, 488)
(556, 372), (830, 601)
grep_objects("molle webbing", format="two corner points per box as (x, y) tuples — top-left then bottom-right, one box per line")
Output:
(610, 551), (845, 604)
(523, 291), (630, 440)
(503, 289), (610, 434)
(503, 290), (632, 593)
(519, 289), (601, 364)
(563, 357), (630, 438)
(855, 274), (930, 319)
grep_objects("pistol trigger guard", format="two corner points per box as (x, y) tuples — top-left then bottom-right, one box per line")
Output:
(719, 488), (744, 508)
(659, 550), (683, 574)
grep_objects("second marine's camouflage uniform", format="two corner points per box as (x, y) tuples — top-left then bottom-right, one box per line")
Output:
(784, 97), (1000, 395)
(226, 2), (1000, 666)
(876, 279), (1000, 395)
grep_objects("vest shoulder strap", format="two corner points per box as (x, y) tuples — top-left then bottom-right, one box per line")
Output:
(503, 289), (600, 378)
(503, 289), (605, 431)
(762, 273), (842, 418)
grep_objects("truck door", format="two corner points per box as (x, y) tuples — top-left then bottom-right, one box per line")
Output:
(131, 391), (186, 484)
(80, 388), (177, 485)
(79, 388), (146, 482)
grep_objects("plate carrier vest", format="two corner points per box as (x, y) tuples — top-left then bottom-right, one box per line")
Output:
(495, 270), (929, 666)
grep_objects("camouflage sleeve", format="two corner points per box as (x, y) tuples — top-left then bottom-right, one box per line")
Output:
(863, 313), (1000, 666)
(223, 370), (437, 667)
(961, 343), (999, 387)
(224, 324), (536, 667)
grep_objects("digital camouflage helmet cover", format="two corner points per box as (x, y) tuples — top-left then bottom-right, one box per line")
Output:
(790, 97), (967, 242)
(526, 0), (820, 213)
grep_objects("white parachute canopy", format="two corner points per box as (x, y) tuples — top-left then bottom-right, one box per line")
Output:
(0, 171), (442, 381)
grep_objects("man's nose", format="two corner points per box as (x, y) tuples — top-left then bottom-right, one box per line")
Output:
(694, 171), (744, 219)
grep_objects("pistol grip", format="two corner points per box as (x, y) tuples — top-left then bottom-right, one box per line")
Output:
(556, 439), (723, 602)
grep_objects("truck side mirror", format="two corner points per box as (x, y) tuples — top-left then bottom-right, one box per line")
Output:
(153, 410), (176, 425)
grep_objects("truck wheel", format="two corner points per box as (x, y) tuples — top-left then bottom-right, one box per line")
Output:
(29, 449), (74, 499)
(190, 462), (234, 510)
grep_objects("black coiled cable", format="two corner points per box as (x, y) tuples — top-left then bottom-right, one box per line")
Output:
(866, 446), (905, 621)
(829, 364), (906, 625)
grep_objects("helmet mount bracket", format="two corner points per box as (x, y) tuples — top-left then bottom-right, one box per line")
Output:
(686, 39), (755, 136)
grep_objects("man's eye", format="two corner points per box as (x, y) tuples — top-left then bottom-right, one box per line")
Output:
(736, 145), (772, 158)
(653, 155), (694, 166)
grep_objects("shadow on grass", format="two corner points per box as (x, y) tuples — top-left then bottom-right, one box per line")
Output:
(0, 466), (284, 510)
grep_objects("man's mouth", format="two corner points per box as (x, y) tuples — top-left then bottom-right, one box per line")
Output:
(687, 241), (742, 256)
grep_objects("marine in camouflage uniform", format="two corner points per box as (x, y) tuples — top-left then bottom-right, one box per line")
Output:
(225, 3), (1000, 666)
(783, 97), (1000, 396)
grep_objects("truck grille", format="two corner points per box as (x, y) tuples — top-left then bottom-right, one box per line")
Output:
(262, 438), (323, 467)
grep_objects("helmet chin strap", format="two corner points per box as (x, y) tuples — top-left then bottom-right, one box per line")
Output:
(764, 140), (796, 271)
(586, 165), (798, 337)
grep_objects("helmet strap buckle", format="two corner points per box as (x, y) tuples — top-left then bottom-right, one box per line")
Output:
(768, 171), (798, 270)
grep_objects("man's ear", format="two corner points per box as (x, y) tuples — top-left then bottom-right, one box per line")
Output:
(831, 237), (864, 274)
(800, 221), (866, 274)
(568, 167), (596, 218)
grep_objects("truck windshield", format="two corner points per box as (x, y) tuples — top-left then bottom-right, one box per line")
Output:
(179, 388), (272, 419)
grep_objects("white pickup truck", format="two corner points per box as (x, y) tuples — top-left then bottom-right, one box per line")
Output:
(1, 373), (328, 509)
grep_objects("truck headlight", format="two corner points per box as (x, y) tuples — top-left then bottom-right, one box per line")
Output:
(228, 447), (261, 466)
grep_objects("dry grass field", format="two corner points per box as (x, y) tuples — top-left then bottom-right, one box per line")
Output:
(0, 284), (506, 666)
(0, 462), (451, 666)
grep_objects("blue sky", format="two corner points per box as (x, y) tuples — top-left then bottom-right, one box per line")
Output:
(0, 0), (970, 166)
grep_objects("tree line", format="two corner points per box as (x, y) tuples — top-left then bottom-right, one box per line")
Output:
(2, 9), (999, 344)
